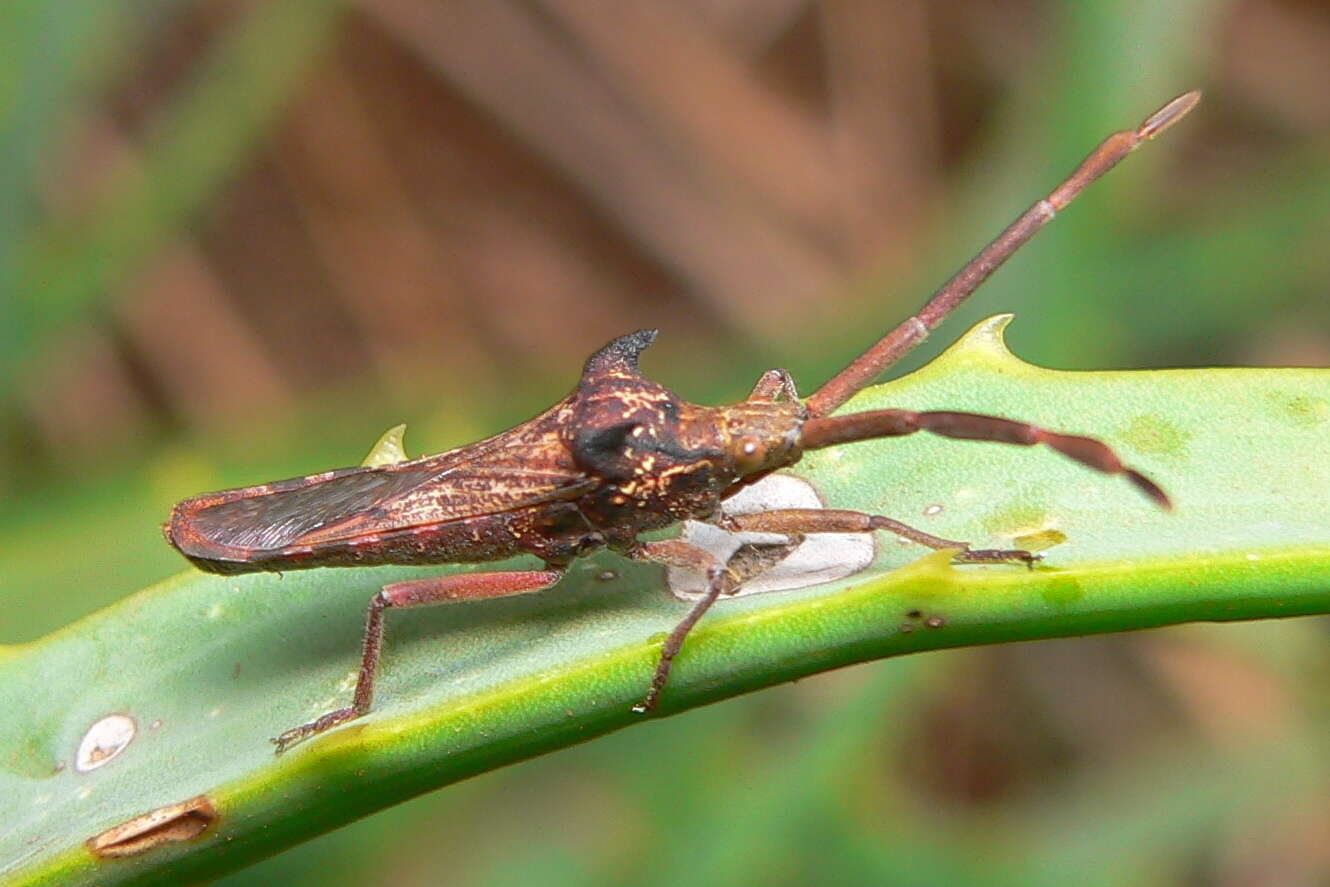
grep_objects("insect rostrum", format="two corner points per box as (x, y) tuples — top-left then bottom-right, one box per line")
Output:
(165, 91), (1198, 753)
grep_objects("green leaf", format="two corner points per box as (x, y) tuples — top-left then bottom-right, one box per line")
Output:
(2, 315), (1328, 886)
(2, 0), (344, 393)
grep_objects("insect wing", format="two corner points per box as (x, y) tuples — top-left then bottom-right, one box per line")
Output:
(172, 459), (593, 559)
(183, 466), (440, 552)
(289, 463), (595, 547)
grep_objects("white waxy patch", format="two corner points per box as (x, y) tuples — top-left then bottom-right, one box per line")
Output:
(667, 474), (875, 601)
(75, 714), (136, 772)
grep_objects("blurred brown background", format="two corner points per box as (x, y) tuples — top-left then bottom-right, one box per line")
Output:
(9, 0), (1329, 481)
(3, 0), (1330, 884)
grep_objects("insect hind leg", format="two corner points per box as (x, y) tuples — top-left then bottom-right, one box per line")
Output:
(272, 568), (564, 753)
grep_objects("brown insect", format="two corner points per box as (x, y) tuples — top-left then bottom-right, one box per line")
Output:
(166, 91), (1198, 753)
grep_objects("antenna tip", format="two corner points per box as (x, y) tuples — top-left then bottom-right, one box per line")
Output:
(1139, 89), (1202, 139)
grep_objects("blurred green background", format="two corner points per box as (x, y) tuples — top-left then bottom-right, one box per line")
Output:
(3, 1), (1330, 884)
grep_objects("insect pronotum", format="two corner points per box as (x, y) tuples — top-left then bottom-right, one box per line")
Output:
(166, 90), (1199, 753)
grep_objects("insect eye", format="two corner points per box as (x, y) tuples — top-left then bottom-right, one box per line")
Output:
(735, 436), (766, 470)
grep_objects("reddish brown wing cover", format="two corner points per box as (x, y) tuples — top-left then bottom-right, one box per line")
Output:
(186, 466), (443, 551)
(172, 407), (590, 557)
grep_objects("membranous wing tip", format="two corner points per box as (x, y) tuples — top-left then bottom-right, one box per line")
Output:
(169, 464), (597, 564)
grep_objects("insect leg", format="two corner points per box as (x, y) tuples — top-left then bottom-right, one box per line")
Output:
(628, 539), (730, 714)
(272, 569), (563, 753)
(800, 409), (1171, 509)
(724, 508), (1038, 567)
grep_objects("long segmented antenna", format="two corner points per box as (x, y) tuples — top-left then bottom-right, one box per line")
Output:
(805, 90), (1202, 419)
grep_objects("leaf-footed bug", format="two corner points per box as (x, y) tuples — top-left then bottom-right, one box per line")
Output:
(165, 91), (1198, 753)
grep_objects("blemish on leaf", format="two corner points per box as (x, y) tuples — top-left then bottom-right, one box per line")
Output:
(923, 504), (943, 517)
(924, 615), (946, 629)
(1013, 529), (1068, 552)
(1118, 413), (1190, 459)
(1041, 576), (1084, 606)
(2, 733), (60, 779)
(76, 715), (136, 772)
(87, 795), (217, 859)
(1269, 393), (1330, 427)
(982, 504), (1048, 538)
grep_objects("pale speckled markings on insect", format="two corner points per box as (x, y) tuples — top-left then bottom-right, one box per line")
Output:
(164, 91), (1198, 753)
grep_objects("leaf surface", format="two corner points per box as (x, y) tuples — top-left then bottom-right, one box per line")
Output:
(2, 315), (1328, 886)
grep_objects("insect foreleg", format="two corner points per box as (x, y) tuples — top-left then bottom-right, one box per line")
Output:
(724, 508), (1038, 567)
(628, 539), (732, 714)
(272, 568), (564, 753)
(800, 409), (1171, 509)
